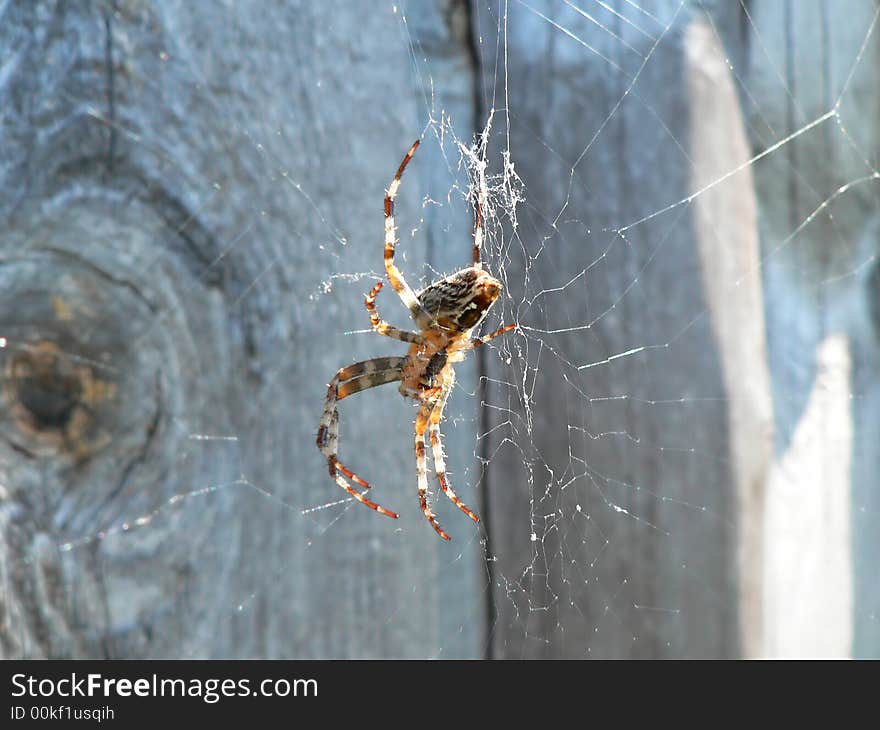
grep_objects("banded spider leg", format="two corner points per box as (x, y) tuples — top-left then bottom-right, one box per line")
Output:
(316, 139), (516, 539)
(413, 373), (481, 541)
(316, 357), (406, 518)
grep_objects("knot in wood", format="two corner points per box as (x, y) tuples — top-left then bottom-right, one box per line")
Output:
(3, 340), (116, 460)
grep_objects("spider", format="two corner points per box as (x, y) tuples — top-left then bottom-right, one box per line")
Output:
(316, 140), (515, 540)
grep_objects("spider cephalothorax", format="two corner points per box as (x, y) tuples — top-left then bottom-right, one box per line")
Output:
(316, 140), (515, 540)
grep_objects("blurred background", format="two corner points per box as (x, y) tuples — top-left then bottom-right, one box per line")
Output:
(0, 0), (877, 659)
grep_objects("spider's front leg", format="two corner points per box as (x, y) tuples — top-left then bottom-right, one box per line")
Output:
(317, 356), (405, 518)
(384, 140), (433, 330)
(470, 322), (517, 349)
(365, 281), (424, 344)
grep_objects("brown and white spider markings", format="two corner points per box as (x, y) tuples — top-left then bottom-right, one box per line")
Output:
(316, 140), (515, 540)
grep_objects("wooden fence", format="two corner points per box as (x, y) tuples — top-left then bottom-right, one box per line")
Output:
(0, 0), (876, 658)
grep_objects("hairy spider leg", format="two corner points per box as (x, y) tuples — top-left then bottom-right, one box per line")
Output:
(322, 363), (403, 494)
(365, 281), (424, 344)
(429, 374), (479, 523)
(384, 140), (433, 330)
(330, 367), (406, 488)
(415, 398), (451, 540)
(471, 322), (517, 349)
(317, 357), (406, 518)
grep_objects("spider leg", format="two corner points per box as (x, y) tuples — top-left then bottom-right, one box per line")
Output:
(316, 357), (405, 518)
(429, 377), (480, 524)
(365, 281), (424, 344)
(473, 197), (484, 269)
(470, 322), (517, 349)
(415, 400), (451, 540)
(385, 140), (433, 329)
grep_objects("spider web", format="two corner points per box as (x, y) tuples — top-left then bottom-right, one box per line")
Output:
(391, 0), (879, 658)
(3, 0), (878, 659)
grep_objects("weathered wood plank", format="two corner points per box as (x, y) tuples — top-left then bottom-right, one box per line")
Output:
(475, 1), (740, 658)
(686, 18), (773, 658)
(743, 0), (880, 658)
(0, 0), (482, 658)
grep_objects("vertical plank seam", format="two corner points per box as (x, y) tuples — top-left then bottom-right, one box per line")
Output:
(463, 0), (497, 660)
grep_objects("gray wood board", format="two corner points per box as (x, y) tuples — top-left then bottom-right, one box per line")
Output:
(474, 0), (739, 658)
(0, 0), (484, 659)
